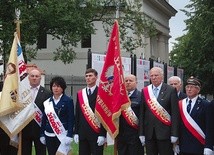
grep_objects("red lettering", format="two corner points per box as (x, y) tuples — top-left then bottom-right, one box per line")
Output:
(47, 112), (61, 134)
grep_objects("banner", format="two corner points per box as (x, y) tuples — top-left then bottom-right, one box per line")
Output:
(95, 20), (130, 139)
(0, 33), (35, 137)
(92, 53), (131, 86)
(136, 59), (150, 90)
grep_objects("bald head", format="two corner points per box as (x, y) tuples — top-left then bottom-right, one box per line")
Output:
(28, 68), (42, 88)
(168, 76), (182, 92)
(125, 74), (137, 92)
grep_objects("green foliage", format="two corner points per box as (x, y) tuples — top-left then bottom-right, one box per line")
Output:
(170, 0), (214, 95)
(0, 0), (156, 64)
(102, 0), (157, 54)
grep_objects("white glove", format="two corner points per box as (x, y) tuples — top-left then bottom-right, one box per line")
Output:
(139, 136), (145, 146)
(97, 136), (105, 146)
(171, 136), (178, 143)
(64, 136), (73, 145)
(74, 134), (79, 144)
(40, 136), (46, 145)
(173, 144), (180, 154)
(204, 148), (214, 155)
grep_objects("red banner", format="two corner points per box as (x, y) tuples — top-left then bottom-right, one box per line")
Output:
(95, 20), (130, 139)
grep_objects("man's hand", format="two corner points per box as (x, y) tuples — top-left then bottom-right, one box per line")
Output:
(97, 136), (105, 146)
(171, 136), (178, 143)
(203, 148), (214, 155)
(139, 136), (145, 146)
(40, 136), (46, 145)
(73, 134), (79, 144)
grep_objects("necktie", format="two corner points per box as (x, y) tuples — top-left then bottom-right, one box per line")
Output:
(187, 100), (192, 113)
(153, 87), (158, 98)
(88, 88), (91, 96)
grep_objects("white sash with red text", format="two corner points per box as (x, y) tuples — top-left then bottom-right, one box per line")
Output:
(33, 103), (42, 127)
(143, 85), (171, 126)
(44, 99), (71, 155)
(78, 88), (100, 133)
(179, 99), (205, 145)
(122, 106), (138, 129)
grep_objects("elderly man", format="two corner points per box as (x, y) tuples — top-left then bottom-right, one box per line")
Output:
(139, 67), (180, 155)
(117, 74), (144, 155)
(168, 76), (187, 100)
(178, 76), (213, 155)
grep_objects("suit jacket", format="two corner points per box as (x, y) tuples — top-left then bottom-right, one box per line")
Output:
(40, 94), (75, 138)
(74, 86), (106, 141)
(117, 89), (141, 142)
(178, 91), (187, 100)
(22, 86), (51, 138)
(179, 97), (212, 154)
(139, 83), (180, 140)
(206, 100), (214, 149)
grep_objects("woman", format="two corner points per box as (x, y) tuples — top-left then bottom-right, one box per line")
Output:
(40, 76), (74, 155)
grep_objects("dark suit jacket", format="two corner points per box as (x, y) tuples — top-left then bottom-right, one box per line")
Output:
(139, 83), (180, 140)
(206, 100), (214, 149)
(179, 97), (212, 154)
(40, 94), (75, 138)
(117, 89), (141, 142)
(178, 91), (187, 100)
(22, 86), (51, 138)
(74, 87), (106, 141)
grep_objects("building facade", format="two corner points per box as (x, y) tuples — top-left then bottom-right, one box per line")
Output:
(30, 0), (177, 101)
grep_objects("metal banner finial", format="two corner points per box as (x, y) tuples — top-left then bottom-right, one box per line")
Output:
(15, 8), (21, 20)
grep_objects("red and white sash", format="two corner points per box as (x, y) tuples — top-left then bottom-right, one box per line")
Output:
(78, 88), (100, 133)
(44, 99), (71, 155)
(122, 106), (138, 129)
(143, 85), (171, 126)
(179, 99), (205, 145)
(33, 103), (42, 127)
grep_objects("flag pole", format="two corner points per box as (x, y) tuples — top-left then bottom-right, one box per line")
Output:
(15, 8), (22, 155)
(113, 2), (120, 155)
(14, 8), (21, 40)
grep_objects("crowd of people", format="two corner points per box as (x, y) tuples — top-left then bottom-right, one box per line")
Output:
(0, 67), (213, 155)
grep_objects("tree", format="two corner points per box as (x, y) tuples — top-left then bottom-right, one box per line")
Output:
(170, 0), (214, 96)
(0, 0), (156, 64)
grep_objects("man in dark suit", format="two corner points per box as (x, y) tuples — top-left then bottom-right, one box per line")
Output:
(21, 68), (51, 155)
(74, 68), (106, 155)
(168, 76), (187, 100)
(117, 74), (144, 155)
(139, 67), (180, 155)
(178, 76), (213, 155)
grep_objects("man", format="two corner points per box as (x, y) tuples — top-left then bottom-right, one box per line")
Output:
(178, 76), (213, 155)
(168, 76), (187, 100)
(139, 67), (180, 155)
(117, 74), (144, 155)
(21, 68), (51, 155)
(74, 68), (106, 155)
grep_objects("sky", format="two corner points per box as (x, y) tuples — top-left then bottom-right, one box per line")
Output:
(169, 0), (190, 51)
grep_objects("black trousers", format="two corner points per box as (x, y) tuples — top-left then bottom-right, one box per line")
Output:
(79, 139), (104, 155)
(22, 134), (46, 155)
(45, 136), (60, 155)
(145, 131), (174, 155)
(117, 138), (144, 155)
(0, 129), (17, 155)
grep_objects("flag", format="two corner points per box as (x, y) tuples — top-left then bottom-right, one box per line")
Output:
(0, 33), (35, 137)
(95, 20), (130, 139)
